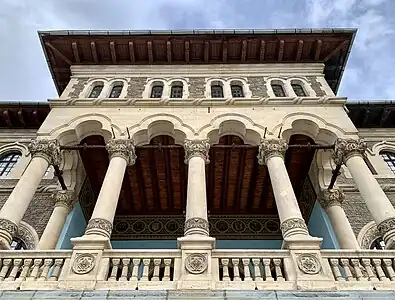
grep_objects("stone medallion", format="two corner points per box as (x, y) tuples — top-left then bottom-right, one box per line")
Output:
(185, 253), (208, 274)
(297, 253), (321, 275)
(72, 253), (95, 275)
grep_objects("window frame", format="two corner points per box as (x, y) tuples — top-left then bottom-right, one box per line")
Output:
(150, 85), (164, 98)
(380, 151), (395, 173)
(170, 85), (183, 98)
(0, 152), (21, 176)
(230, 85), (244, 98)
(88, 84), (104, 98)
(271, 84), (286, 97)
(291, 83), (307, 97)
(109, 84), (123, 98)
(211, 85), (224, 98)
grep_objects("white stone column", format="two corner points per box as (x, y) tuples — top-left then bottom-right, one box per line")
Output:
(333, 138), (395, 249)
(257, 139), (309, 238)
(183, 139), (210, 236)
(318, 189), (360, 249)
(0, 139), (60, 249)
(84, 139), (136, 239)
(37, 190), (74, 250)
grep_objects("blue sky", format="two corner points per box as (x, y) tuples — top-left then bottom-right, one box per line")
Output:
(0, 0), (394, 101)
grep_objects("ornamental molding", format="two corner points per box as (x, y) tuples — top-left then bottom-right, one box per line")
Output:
(257, 139), (288, 165)
(357, 221), (382, 249)
(52, 189), (75, 210)
(0, 218), (18, 237)
(297, 254), (321, 274)
(377, 217), (395, 236)
(16, 221), (39, 250)
(184, 139), (210, 164)
(106, 139), (136, 165)
(28, 139), (61, 166)
(185, 253), (208, 274)
(72, 253), (95, 275)
(184, 217), (209, 235)
(332, 138), (367, 165)
(85, 218), (113, 238)
(318, 188), (345, 210)
(280, 218), (308, 237)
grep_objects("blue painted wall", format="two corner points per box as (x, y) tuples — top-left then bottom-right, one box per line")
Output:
(308, 201), (340, 249)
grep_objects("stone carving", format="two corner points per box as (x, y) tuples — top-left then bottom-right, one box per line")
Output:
(332, 138), (367, 165)
(257, 139), (288, 165)
(306, 76), (326, 97)
(16, 221), (39, 250)
(69, 78), (88, 98)
(357, 221), (382, 249)
(85, 218), (113, 238)
(52, 189), (75, 210)
(126, 78), (147, 98)
(106, 139), (136, 165)
(0, 218), (18, 237)
(280, 218), (308, 236)
(184, 139), (210, 164)
(184, 217), (209, 235)
(72, 253), (95, 274)
(188, 78), (206, 98)
(297, 254), (321, 274)
(248, 76), (268, 97)
(28, 139), (61, 166)
(318, 188), (345, 210)
(185, 253), (208, 274)
(377, 217), (395, 236)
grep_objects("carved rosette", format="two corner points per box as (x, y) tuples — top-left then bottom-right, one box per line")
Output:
(0, 218), (18, 237)
(332, 138), (367, 165)
(184, 217), (209, 235)
(106, 139), (136, 166)
(28, 139), (61, 166)
(85, 218), (113, 238)
(280, 218), (308, 237)
(318, 188), (345, 210)
(184, 139), (210, 164)
(72, 253), (95, 274)
(297, 254), (321, 274)
(52, 189), (75, 210)
(185, 253), (208, 274)
(257, 139), (288, 165)
(377, 217), (395, 236)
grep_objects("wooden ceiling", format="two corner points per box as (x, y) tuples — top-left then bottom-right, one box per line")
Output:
(0, 103), (49, 129)
(79, 134), (316, 219)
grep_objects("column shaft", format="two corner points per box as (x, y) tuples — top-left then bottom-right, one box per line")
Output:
(326, 206), (359, 249)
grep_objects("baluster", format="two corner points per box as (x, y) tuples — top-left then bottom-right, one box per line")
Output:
(130, 259), (140, 282)
(37, 259), (52, 281)
(273, 259), (284, 281)
(27, 259), (42, 281)
(48, 259), (63, 281)
(151, 259), (161, 281)
(262, 259), (273, 282)
(340, 259), (354, 281)
(252, 258), (262, 281)
(17, 259), (32, 282)
(0, 259), (12, 281)
(163, 259), (172, 281)
(242, 259), (252, 281)
(372, 259), (388, 282)
(383, 259), (395, 281)
(329, 259), (344, 281)
(221, 259), (230, 281)
(108, 259), (120, 281)
(232, 259), (241, 282)
(6, 259), (22, 281)
(119, 259), (130, 281)
(141, 259), (150, 281)
(361, 259), (378, 282)
(350, 259), (364, 281)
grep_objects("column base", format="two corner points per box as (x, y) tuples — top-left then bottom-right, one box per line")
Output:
(383, 229), (395, 250)
(177, 235), (216, 250)
(71, 234), (112, 250)
(283, 235), (323, 250)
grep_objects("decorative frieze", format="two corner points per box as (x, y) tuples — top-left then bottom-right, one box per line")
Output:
(106, 139), (136, 165)
(332, 138), (367, 165)
(69, 78), (88, 98)
(280, 218), (308, 237)
(52, 190), (75, 210)
(257, 139), (288, 165)
(184, 217), (209, 235)
(0, 218), (18, 237)
(318, 189), (345, 210)
(184, 139), (210, 164)
(377, 217), (395, 236)
(28, 139), (61, 166)
(85, 218), (113, 238)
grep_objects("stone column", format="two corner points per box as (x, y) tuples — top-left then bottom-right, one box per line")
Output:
(37, 190), (74, 250)
(318, 189), (360, 249)
(183, 139), (210, 236)
(84, 139), (136, 239)
(333, 138), (395, 249)
(0, 139), (60, 249)
(257, 139), (309, 238)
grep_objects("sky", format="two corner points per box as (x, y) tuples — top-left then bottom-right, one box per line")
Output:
(0, 0), (394, 101)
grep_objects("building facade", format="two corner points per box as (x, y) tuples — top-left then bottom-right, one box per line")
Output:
(0, 29), (395, 298)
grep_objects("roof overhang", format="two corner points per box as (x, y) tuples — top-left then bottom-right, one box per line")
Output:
(38, 28), (357, 95)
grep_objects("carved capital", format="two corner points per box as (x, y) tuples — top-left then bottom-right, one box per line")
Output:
(332, 138), (367, 165)
(106, 139), (136, 166)
(280, 218), (308, 237)
(184, 217), (209, 236)
(257, 139), (288, 165)
(52, 190), (75, 210)
(318, 189), (345, 210)
(85, 218), (113, 238)
(0, 218), (18, 237)
(28, 139), (61, 166)
(377, 217), (395, 236)
(184, 139), (210, 164)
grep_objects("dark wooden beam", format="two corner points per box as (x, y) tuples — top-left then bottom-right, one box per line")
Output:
(380, 108), (392, 127)
(259, 40), (266, 61)
(221, 148), (231, 212)
(32, 110), (40, 125)
(323, 40), (348, 62)
(3, 110), (12, 127)
(148, 149), (160, 210)
(362, 107), (371, 127)
(278, 40), (285, 61)
(90, 42), (98, 64)
(17, 110), (25, 127)
(233, 148), (246, 211)
(314, 39), (322, 61)
(204, 41), (210, 63)
(241, 40), (247, 61)
(147, 41), (153, 63)
(128, 41), (135, 63)
(109, 41), (117, 64)
(259, 168), (271, 211)
(45, 42), (72, 65)
(166, 41), (172, 63)
(71, 42), (80, 63)
(246, 153), (259, 211)
(164, 148), (174, 211)
(222, 41), (228, 62)
(185, 41), (190, 63)
(135, 155), (147, 212)
(296, 40), (303, 61)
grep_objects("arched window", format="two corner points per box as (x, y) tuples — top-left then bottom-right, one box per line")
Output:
(211, 85), (224, 98)
(231, 85), (244, 97)
(170, 83), (183, 98)
(89, 84), (104, 98)
(291, 84), (306, 96)
(10, 238), (27, 250)
(109, 84), (123, 98)
(0, 152), (21, 176)
(271, 84), (285, 97)
(150, 84), (164, 98)
(380, 151), (395, 173)
(370, 237), (385, 250)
